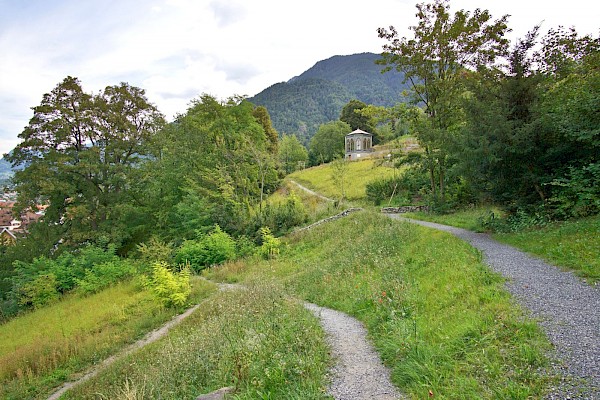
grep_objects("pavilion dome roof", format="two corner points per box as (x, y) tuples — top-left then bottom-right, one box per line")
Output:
(346, 129), (372, 136)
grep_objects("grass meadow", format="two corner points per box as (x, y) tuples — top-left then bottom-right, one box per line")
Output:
(288, 158), (398, 204)
(0, 277), (216, 400)
(402, 206), (505, 232)
(208, 211), (555, 399)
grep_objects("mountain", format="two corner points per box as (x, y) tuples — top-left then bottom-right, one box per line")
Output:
(0, 157), (12, 176)
(248, 52), (409, 144)
(0, 157), (16, 187)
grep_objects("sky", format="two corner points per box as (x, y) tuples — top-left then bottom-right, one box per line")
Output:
(0, 0), (598, 156)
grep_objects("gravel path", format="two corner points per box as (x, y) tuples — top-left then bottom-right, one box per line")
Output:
(389, 215), (600, 398)
(304, 303), (403, 400)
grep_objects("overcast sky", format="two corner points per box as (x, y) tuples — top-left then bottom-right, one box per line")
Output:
(0, 0), (598, 156)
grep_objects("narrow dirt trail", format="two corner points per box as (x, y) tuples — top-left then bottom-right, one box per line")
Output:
(46, 303), (202, 400)
(44, 285), (234, 400)
(389, 215), (600, 398)
(304, 303), (403, 400)
(289, 180), (335, 202)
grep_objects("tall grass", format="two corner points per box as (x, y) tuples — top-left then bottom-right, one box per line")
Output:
(209, 211), (554, 398)
(64, 284), (330, 399)
(403, 206), (504, 232)
(495, 215), (600, 283)
(404, 209), (600, 284)
(289, 158), (398, 203)
(0, 277), (216, 400)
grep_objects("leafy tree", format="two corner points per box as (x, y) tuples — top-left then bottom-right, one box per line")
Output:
(142, 95), (279, 240)
(278, 134), (308, 174)
(252, 105), (279, 153)
(339, 99), (375, 133)
(458, 27), (599, 215)
(6, 77), (165, 250)
(331, 157), (350, 202)
(378, 0), (510, 203)
(356, 103), (413, 142)
(308, 121), (351, 165)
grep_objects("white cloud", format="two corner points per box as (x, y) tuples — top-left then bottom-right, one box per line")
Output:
(0, 0), (598, 156)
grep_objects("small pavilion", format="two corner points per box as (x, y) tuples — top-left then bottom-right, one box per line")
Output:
(345, 129), (373, 160)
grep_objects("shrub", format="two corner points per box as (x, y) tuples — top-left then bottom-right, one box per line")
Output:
(366, 168), (428, 206)
(258, 227), (281, 259)
(548, 162), (600, 219)
(146, 262), (191, 307)
(175, 225), (236, 272)
(235, 235), (256, 258)
(479, 209), (550, 233)
(366, 176), (400, 205)
(18, 273), (59, 308)
(7, 246), (127, 315)
(248, 193), (307, 237)
(136, 237), (174, 265)
(75, 260), (137, 294)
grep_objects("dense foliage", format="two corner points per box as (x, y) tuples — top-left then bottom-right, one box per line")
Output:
(1, 87), (282, 319)
(6, 77), (165, 249)
(277, 133), (308, 174)
(308, 120), (351, 164)
(373, 0), (599, 219)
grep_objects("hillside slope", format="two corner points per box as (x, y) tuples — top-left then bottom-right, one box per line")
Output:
(248, 53), (409, 144)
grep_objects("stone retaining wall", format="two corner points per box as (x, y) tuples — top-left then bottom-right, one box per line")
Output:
(293, 208), (363, 233)
(381, 205), (430, 214)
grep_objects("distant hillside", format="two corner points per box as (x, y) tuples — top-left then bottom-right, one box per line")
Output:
(248, 52), (409, 145)
(0, 157), (14, 187)
(0, 157), (12, 176)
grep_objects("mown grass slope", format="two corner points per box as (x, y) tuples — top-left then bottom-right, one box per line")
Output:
(495, 215), (600, 284)
(288, 158), (397, 203)
(404, 209), (600, 284)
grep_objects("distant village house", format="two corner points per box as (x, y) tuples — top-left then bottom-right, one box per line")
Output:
(0, 201), (44, 244)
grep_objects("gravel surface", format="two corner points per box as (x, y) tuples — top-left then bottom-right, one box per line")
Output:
(304, 302), (403, 400)
(389, 215), (600, 399)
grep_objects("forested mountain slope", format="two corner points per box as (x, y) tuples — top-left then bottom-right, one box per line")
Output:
(248, 52), (409, 144)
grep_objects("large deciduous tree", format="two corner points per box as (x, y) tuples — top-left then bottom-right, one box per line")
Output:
(278, 134), (308, 174)
(340, 99), (376, 133)
(308, 121), (351, 165)
(141, 95), (279, 240)
(377, 0), (509, 203)
(252, 105), (279, 154)
(459, 27), (600, 215)
(6, 77), (165, 249)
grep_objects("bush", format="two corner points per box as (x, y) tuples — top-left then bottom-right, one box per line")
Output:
(175, 225), (236, 272)
(248, 193), (307, 237)
(7, 246), (128, 315)
(479, 209), (550, 233)
(76, 260), (137, 294)
(548, 162), (600, 219)
(366, 176), (400, 205)
(258, 227), (281, 259)
(18, 273), (59, 308)
(146, 262), (191, 307)
(136, 237), (174, 265)
(366, 168), (427, 206)
(235, 235), (256, 258)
